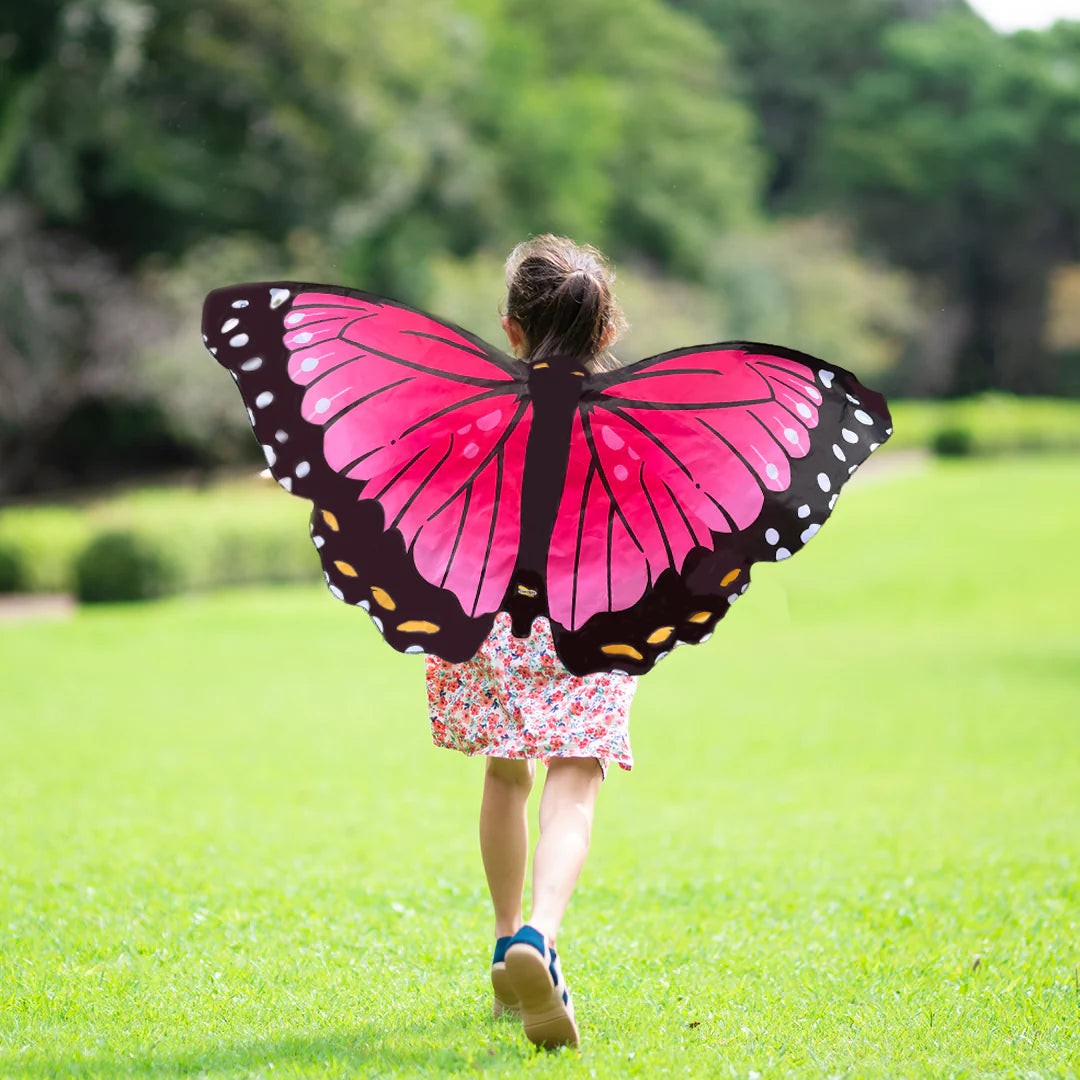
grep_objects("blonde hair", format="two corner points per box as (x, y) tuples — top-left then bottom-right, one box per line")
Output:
(504, 234), (628, 373)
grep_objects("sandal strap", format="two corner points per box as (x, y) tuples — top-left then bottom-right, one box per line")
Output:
(510, 924), (546, 956)
(491, 936), (514, 966)
(510, 924), (562, 989)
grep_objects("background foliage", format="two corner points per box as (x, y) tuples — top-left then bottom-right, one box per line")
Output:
(1, 0), (1078, 498)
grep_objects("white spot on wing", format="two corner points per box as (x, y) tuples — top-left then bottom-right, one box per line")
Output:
(329, 584), (344, 600)
(240, 357), (263, 371)
(765, 463), (779, 481)
(278, 476), (292, 492)
(602, 425), (625, 450)
(275, 429), (288, 443)
(817, 472), (831, 492)
(800, 523), (820, 543)
(819, 370), (835, 388)
(797, 504), (810, 518)
(842, 428), (858, 443)
(270, 288), (290, 308)
(221, 318), (239, 333)
(765, 528), (779, 545)
(477, 409), (503, 432)
(255, 391), (274, 408)
(295, 461), (311, 478)
(775, 547), (792, 560)
(854, 409), (873, 425)
(231, 299), (249, 309)
(229, 333), (249, 347)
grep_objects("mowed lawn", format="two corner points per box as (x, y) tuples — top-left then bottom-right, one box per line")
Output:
(1, 457), (1077, 1079)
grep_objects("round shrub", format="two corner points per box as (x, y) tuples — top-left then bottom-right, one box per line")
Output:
(931, 425), (974, 458)
(73, 531), (178, 604)
(0, 543), (26, 593)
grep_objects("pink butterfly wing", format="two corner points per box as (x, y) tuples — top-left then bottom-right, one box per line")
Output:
(545, 344), (891, 672)
(279, 289), (532, 616)
(202, 283), (531, 657)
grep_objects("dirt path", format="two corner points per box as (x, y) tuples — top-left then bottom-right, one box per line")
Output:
(0, 593), (77, 623)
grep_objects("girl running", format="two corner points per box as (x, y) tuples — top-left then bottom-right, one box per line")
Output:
(425, 235), (634, 1051)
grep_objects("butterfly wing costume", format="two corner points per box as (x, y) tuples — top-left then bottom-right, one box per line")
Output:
(202, 282), (892, 676)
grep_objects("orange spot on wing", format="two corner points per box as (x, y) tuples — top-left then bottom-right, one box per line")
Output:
(371, 587), (396, 610)
(397, 620), (440, 634)
(334, 560), (358, 577)
(321, 509), (340, 532)
(646, 626), (674, 645)
(601, 644), (644, 661)
(720, 568), (741, 587)
(687, 611), (712, 624)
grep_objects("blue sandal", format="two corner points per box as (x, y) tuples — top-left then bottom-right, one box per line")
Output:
(504, 925), (579, 1049)
(491, 936), (521, 1019)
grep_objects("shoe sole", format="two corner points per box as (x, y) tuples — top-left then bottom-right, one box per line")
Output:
(504, 942), (579, 1050)
(491, 962), (521, 1020)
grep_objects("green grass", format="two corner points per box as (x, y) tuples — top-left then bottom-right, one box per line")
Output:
(1, 457), (1078, 1078)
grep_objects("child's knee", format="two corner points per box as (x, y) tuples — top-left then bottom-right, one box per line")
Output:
(486, 756), (535, 790)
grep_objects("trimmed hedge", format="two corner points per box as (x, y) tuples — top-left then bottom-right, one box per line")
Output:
(0, 393), (1079, 603)
(0, 542), (26, 593)
(73, 531), (180, 603)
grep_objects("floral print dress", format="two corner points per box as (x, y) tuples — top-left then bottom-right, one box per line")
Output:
(425, 613), (635, 776)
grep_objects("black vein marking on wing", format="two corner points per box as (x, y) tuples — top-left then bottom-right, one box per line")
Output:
(695, 416), (767, 495)
(396, 387), (518, 442)
(287, 287), (526, 374)
(593, 393), (771, 412)
(342, 446), (382, 473)
(390, 438), (456, 532)
(427, 399), (531, 520)
(639, 461), (674, 568)
(440, 483), (473, 590)
(301, 357), (355, 389)
(599, 403), (742, 534)
(747, 403), (787, 450)
(581, 411), (644, 555)
(606, 505), (615, 611)
(370, 447), (427, 502)
(570, 461), (597, 631)
(755, 362), (822, 401)
(323, 377), (413, 430)
(402, 328), (499, 361)
(658, 473), (700, 555)
(330, 310), (519, 387)
(473, 450), (506, 616)
(598, 405), (695, 483)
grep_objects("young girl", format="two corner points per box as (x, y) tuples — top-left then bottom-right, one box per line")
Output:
(424, 235), (634, 1051)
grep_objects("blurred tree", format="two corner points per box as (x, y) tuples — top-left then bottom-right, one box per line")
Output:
(0, 0), (371, 262)
(668, 0), (962, 209)
(822, 13), (1080, 393)
(0, 199), (168, 497)
(492, 0), (761, 273)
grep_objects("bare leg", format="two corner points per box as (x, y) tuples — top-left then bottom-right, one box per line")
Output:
(479, 757), (536, 939)
(528, 758), (602, 945)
